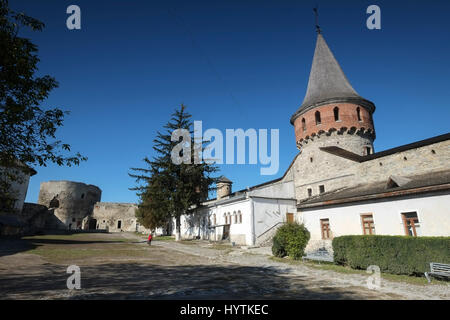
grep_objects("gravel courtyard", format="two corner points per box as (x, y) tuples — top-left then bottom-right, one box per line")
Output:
(0, 232), (448, 300)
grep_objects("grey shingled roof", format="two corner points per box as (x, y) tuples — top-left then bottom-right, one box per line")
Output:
(217, 176), (232, 183)
(298, 170), (450, 208)
(291, 34), (375, 124)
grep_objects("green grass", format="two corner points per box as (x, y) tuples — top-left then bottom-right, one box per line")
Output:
(269, 256), (449, 286)
(22, 234), (129, 242)
(153, 235), (175, 241)
(25, 247), (148, 264)
(21, 233), (149, 264)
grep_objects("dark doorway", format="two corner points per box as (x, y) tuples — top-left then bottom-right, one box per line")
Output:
(222, 225), (230, 240)
(89, 219), (97, 230)
(117, 220), (122, 229)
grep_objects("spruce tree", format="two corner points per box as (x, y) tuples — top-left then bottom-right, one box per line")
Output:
(130, 104), (218, 239)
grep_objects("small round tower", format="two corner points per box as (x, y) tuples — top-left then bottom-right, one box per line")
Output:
(216, 176), (232, 200)
(290, 33), (376, 155)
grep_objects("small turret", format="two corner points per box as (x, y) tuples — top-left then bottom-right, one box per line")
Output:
(216, 176), (232, 200)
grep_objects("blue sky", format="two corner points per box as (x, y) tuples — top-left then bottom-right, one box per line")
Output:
(11, 0), (450, 203)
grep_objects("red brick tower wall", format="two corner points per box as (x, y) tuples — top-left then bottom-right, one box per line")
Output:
(293, 103), (375, 148)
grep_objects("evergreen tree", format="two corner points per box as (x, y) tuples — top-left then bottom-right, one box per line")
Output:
(130, 104), (218, 239)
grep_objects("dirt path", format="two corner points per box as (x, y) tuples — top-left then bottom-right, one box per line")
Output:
(0, 232), (447, 299)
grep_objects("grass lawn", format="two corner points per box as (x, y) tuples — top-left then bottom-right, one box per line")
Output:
(269, 256), (449, 286)
(153, 235), (175, 241)
(21, 233), (149, 264)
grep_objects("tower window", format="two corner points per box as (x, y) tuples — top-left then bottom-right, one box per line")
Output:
(310, 157), (313, 163)
(356, 107), (362, 121)
(315, 111), (321, 125)
(81, 193), (85, 199)
(366, 147), (371, 155)
(319, 185), (325, 194)
(307, 188), (312, 197)
(302, 118), (306, 132)
(333, 107), (340, 121)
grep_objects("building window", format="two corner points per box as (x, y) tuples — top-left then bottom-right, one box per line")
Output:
(213, 214), (216, 225)
(366, 147), (371, 155)
(307, 188), (312, 197)
(320, 219), (331, 239)
(117, 220), (122, 229)
(81, 193), (85, 199)
(333, 107), (339, 121)
(238, 211), (242, 224)
(361, 214), (375, 235)
(310, 157), (313, 163)
(233, 212), (237, 224)
(302, 118), (306, 132)
(402, 212), (420, 236)
(319, 185), (325, 194)
(315, 111), (321, 125)
(356, 107), (362, 121)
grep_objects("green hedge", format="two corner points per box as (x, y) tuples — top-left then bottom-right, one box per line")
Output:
(333, 235), (450, 276)
(272, 222), (310, 260)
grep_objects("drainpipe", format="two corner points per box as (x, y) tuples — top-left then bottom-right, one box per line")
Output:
(250, 197), (256, 246)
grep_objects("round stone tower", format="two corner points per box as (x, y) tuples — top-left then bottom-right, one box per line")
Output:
(216, 176), (232, 200)
(290, 33), (376, 156)
(38, 180), (102, 229)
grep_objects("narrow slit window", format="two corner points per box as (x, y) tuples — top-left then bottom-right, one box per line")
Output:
(302, 118), (306, 132)
(356, 107), (362, 121)
(315, 111), (321, 125)
(334, 107), (339, 121)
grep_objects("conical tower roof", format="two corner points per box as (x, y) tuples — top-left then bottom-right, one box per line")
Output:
(291, 33), (375, 124)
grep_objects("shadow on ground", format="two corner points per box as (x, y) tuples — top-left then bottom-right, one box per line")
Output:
(0, 262), (372, 300)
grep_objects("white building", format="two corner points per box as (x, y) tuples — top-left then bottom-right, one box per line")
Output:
(0, 162), (36, 213)
(177, 174), (297, 246)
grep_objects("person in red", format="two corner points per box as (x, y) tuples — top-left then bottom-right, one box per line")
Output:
(147, 233), (152, 245)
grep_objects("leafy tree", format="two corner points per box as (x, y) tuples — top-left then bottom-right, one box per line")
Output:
(0, 0), (86, 210)
(130, 104), (218, 239)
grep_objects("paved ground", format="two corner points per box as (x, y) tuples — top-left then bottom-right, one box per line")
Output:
(0, 232), (448, 299)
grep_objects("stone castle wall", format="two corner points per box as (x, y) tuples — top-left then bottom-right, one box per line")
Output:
(38, 181), (101, 229)
(286, 133), (450, 203)
(91, 202), (148, 233)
